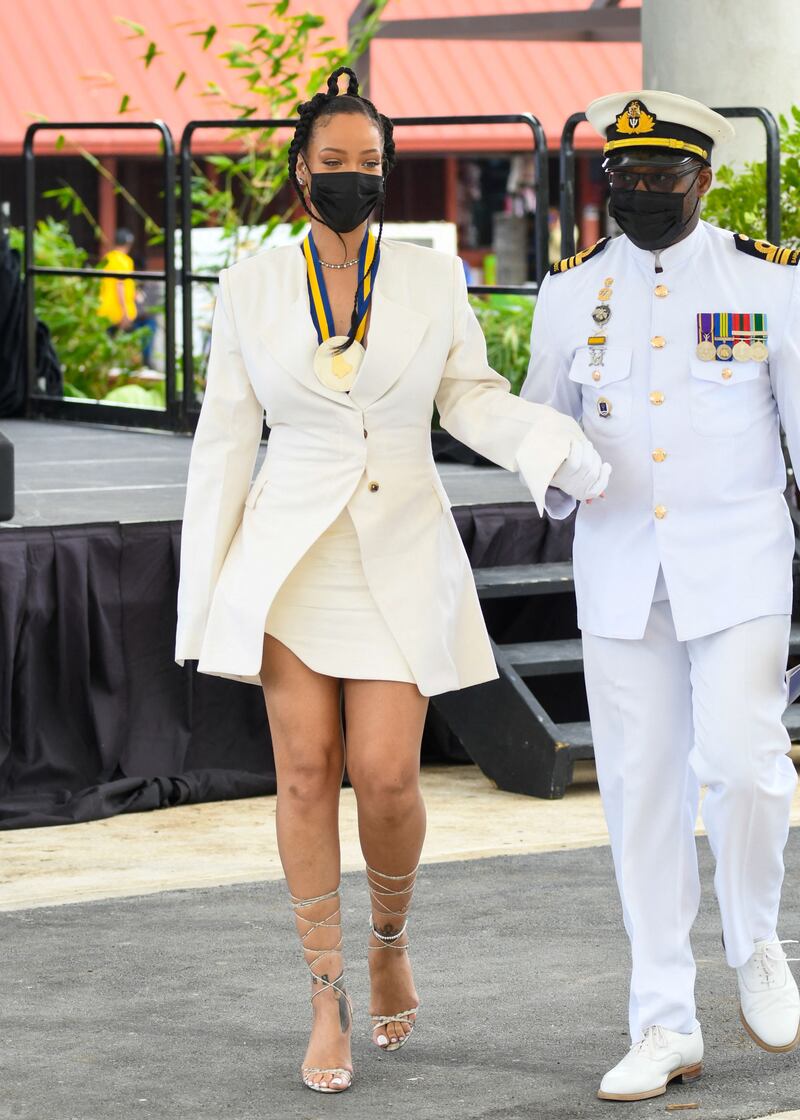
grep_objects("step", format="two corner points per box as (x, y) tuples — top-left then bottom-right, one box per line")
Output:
(501, 629), (800, 674)
(552, 709), (800, 756)
(500, 638), (583, 677)
(473, 561), (574, 599)
(557, 721), (593, 750)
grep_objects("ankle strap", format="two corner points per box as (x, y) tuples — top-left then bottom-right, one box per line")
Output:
(289, 886), (346, 999)
(366, 864), (418, 950)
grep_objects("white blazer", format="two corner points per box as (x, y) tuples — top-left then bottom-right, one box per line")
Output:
(522, 221), (800, 642)
(175, 238), (579, 694)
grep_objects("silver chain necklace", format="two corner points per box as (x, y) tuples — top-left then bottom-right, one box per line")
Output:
(319, 256), (359, 270)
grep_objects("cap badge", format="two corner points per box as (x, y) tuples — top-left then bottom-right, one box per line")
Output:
(615, 99), (656, 136)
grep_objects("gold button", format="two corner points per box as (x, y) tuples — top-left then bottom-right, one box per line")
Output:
(721, 369), (733, 380)
(368, 481), (379, 493)
(654, 284), (669, 298)
(652, 448), (667, 463)
(592, 370), (601, 382)
(654, 505), (668, 520)
(649, 391), (665, 406)
(651, 335), (666, 348)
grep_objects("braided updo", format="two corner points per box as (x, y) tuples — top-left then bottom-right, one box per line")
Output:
(288, 66), (396, 353)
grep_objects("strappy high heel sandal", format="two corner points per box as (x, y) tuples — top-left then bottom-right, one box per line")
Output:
(366, 863), (420, 1053)
(290, 886), (354, 1093)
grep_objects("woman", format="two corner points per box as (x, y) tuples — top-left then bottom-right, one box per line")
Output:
(176, 67), (609, 1095)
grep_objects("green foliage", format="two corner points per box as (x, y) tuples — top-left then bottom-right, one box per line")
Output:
(44, 2), (389, 259)
(703, 107), (800, 245)
(9, 219), (150, 401)
(469, 293), (534, 397)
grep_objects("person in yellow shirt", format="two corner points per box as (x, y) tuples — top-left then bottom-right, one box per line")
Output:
(98, 228), (137, 329)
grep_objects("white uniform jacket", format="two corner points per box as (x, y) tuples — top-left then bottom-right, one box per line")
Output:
(175, 238), (580, 693)
(522, 220), (800, 642)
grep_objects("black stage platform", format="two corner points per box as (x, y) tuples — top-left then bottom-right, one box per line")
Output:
(0, 419), (575, 829)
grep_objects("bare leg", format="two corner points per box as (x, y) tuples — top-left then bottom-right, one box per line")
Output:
(261, 635), (351, 1090)
(343, 679), (428, 1048)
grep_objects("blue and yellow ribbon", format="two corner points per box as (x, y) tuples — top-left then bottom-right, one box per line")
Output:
(303, 229), (379, 344)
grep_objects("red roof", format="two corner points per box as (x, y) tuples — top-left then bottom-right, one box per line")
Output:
(3, 0), (641, 157)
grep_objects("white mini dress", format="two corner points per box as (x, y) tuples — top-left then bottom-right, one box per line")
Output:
(264, 504), (416, 683)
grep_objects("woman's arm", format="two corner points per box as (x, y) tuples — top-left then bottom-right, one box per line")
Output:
(434, 256), (605, 514)
(175, 269), (265, 664)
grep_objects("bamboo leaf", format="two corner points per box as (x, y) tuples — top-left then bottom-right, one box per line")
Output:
(142, 42), (163, 68)
(174, 70), (187, 91)
(115, 17), (146, 36)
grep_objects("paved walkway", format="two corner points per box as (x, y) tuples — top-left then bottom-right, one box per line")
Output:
(4, 764), (800, 1119)
(3, 840), (799, 1120)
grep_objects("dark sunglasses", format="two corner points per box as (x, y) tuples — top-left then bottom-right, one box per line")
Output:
(606, 166), (702, 194)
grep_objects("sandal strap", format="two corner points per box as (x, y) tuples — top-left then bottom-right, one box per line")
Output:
(366, 863), (418, 951)
(371, 1008), (419, 1027)
(302, 1067), (352, 1077)
(289, 887), (352, 1013)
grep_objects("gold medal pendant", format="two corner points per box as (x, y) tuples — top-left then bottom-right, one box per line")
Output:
(750, 340), (769, 362)
(696, 339), (716, 361)
(716, 343), (733, 361)
(313, 336), (365, 392)
(732, 340), (752, 362)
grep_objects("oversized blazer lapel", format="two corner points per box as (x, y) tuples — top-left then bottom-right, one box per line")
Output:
(258, 249), (359, 409)
(258, 238), (430, 412)
(348, 249), (431, 411)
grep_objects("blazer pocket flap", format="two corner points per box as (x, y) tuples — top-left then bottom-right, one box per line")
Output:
(690, 358), (763, 385)
(568, 347), (633, 388)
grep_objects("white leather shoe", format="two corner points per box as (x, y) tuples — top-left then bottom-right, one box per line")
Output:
(597, 1025), (703, 1102)
(737, 939), (800, 1053)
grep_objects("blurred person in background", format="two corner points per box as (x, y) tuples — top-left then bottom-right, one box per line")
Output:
(98, 227), (136, 333)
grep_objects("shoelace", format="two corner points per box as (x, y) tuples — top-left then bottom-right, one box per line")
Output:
(755, 939), (800, 985)
(634, 1025), (669, 1055)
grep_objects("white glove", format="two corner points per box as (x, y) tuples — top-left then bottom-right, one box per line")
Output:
(551, 438), (611, 502)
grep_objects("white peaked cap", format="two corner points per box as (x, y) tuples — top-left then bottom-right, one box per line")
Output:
(586, 90), (736, 162)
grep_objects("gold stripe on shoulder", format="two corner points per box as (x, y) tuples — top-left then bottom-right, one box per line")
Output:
(549, 237), (610, 276)
(734, 234), (800, 266)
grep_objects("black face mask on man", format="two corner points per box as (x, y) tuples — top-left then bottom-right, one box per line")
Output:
(608, 173), (702, 252)
(309, 171), (385, 234)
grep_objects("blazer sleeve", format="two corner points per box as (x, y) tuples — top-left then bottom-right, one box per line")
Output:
(434, 255), (581, 514)
(768, 267), (800, 481)
(175, 268), (265, 665)
(520, 272), (584, 521)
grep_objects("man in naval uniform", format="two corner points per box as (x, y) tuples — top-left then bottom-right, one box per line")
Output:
(522, 90), (800, 1102)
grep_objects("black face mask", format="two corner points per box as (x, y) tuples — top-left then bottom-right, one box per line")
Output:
(608, 179), (700, 251)
(309, 171), (384, 233)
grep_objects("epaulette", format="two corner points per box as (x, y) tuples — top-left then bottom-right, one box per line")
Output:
(549, 237), (610, 276)
(734, 234), (800, 266)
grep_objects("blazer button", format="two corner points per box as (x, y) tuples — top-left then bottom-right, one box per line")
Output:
(651, 335), (666, 348)
(649, 391), (665, 406)
(652, 448), (667, 463)
(368, 481), (380, 493)
(654, 284), (669, 298)
(654, 505), (668, 520)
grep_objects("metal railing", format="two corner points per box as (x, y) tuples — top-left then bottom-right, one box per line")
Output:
(179, 112), (548, 423)
(558, 106), (782, 259)
(23, 120), (177, 429)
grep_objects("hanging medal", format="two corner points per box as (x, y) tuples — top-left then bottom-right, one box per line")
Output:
(732, 313), (752, 361)
(750, 312), (769, 362)
(695, 313), (716, 361)
(303, 229), (380, 392)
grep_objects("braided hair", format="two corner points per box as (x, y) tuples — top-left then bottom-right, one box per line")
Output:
(288, 66), (396, 353)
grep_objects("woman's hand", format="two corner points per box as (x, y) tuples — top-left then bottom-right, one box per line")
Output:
(551, 438), (611, 502)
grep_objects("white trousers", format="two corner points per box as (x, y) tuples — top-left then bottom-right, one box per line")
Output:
(582, 602), (797, 1043)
